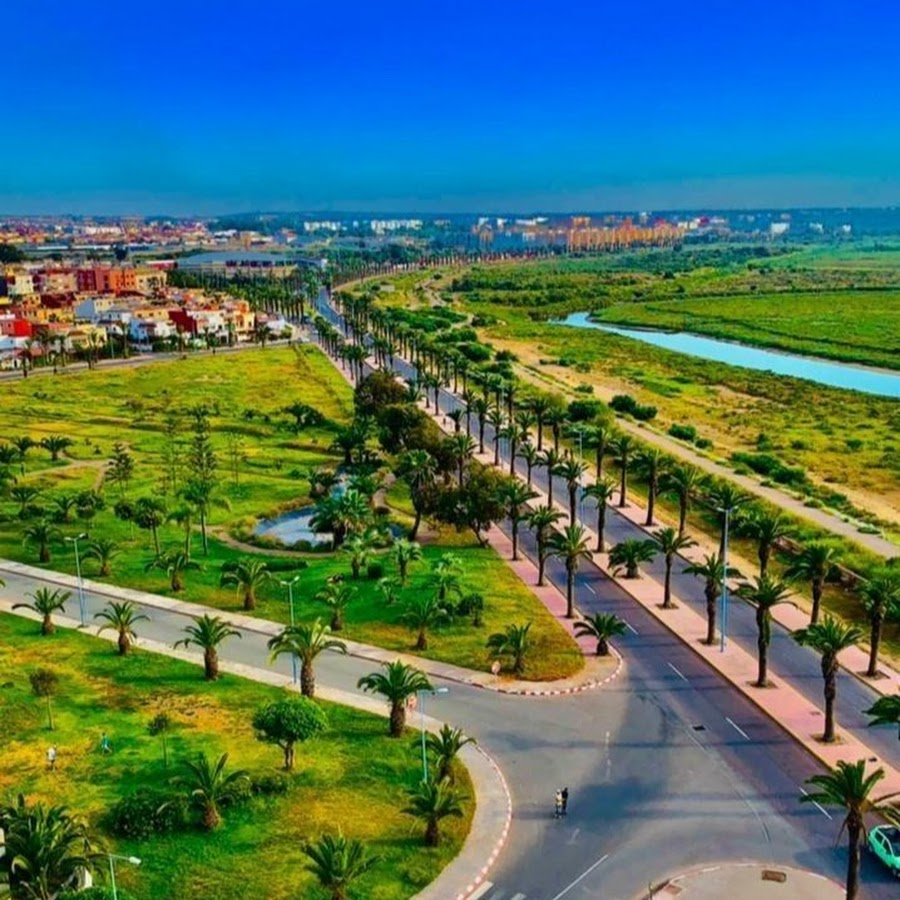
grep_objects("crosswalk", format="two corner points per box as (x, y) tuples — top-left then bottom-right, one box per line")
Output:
(468, 884), (527, 900)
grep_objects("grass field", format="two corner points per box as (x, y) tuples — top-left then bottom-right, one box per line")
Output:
(0, 612), (473, 899)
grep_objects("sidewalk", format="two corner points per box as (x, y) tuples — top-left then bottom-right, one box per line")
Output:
(639, 863), (843, 899)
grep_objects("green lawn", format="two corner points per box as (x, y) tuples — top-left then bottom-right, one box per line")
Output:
(0, 612), (472, 900)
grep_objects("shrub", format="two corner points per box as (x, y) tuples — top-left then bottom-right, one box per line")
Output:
(108, 789), (187, 839)
(575, 384), (594, 394)
(667, 423), (697, 442)
(609, 394), (657, 421)
(567, 399), (602, 422)
(60, 890), (136, 900)
(695, 438), (713, 449)
(251, 772), (290, 796)
(366, 561), (385, 580)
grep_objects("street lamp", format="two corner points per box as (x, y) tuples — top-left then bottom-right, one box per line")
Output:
(64, 533), (87, 626)
(418, 687), (449, 782)
(277, 576), (301, 685)
(108, 853), (141, 900)
(717, 506), (732, 653)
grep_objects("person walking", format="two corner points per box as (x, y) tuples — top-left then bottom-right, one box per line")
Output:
(561, 786), (569, 816)
(47, 745), (57, 771)
(554, 789), (563, 818)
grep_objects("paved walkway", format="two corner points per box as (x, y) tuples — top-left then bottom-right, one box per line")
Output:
(640, 863), (843, 899)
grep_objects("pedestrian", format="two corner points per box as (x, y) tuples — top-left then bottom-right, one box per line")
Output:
(47, 745), (57, 771)
(99, 732), (112, 755)
(554, 789), (563, 819)
(561, 786), (569, 816)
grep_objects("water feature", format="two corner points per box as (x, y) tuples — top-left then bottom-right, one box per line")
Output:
(556, 312), (900, 398)
(253, 506), (332, 547)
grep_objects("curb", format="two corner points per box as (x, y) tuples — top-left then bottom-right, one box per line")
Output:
(491, 646), (623, 696)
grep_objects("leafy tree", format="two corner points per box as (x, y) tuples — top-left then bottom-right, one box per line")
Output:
(582, 478), (615, 552)
(403, 778), (466, 847)
(182, 477), (231, 556)
(40, 434), (73, 462)
(267, 619), (347, 698)
(252, 698), (328, 770)
(22, 521), (61, 563)
(14, 587), (70, 635)
(683, 553), (736, 645)
(94, 600), (148, 655)
(29, 668), (60, 730)
(860, 569), (900, 678)
(736, 575), (793, 687)
(148, 713), (173, 767)
(528, 504), (565, 587)
(433, 465), (509, 546)
(302, 832), (380, 900)
(173, 614), (241, 680)
(145, 550), (200, 592)
(548, 524), (593, 617)
(74, 489), (105, 536)
(574, 612), (626, 656)
(83, 538), (120, 577)
(220, 559), (270, 611)
(424, 724), (476, 784)
(654, 528), (696, 609)
(171, 752), (249, 830)
(316, 581), (356, 631)
(357, 660), (433, 737)
(486, 622), (532, 676)
(134, 496), (167, 558)
(392, 538), (422, 585)
(609, 539), (657, 580)
(403, 593), (450, 651)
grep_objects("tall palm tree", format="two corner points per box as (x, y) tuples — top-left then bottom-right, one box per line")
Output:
(609, 539), (658, 580)
(145, 549), (200, 592)
(400, 449), (436, 540)
(864, 695), (900, 741)
(446, 433), (476, 486)
(636, 447), (669, 526)
(545, 405), (568, 452)
(316, 581), (356, 631)
(404, 779), (466, 847)
(528, 394), (550, 450)
(501, 480), (538, 560)
(487, 406), (505, 466)
(683, 553), (736, 645)
(556, 454), (588, 525)
(303, 833), (380, 900)
(22, 521), (61, 564)
(736, 575), (793, 687)
(518, 441), (541, 486)
(655, 527), (697, 609)
(611, 435), (635, 508)
(589, 422), (617, 479)
(172, 752), (249, 830)
(13, 587), (70, 636)
(705, 482), (750, 558)
(793, 616), (864, 743)
(174, 614), (241, 680)
(528, 505), (565, 587)
(94, 600), (148, 655)
(83, 537), (120, 577)
(182, 478), (231, 556)
(663, 463), (702, 535)
(472, 396), (490, 454)
(486, 622), (532, 675)
(785, 541), (840, 625)
(548, 525), (593, 617)
(220, 559), (270, 611)
(582, 478), (616, 552)
(540, 446), (563, 508)
(741, 508), (793, 576)
(357, 660), (433, 737)
(424, 724), (476, 783)
(574, 612), (627, 656)
(403, 593), (450, 650)
(800, 760), (900, 900)
(860, 569), (900, 678)
(392, 538), (423, 585)
(268, 619), (347, 697)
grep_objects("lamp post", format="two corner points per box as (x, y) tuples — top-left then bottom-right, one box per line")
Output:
(108, 854), (141, 900)
(65, 533), (87, 626)
(277, 576), (301, 685)
(718, 506), (731, 652)
(418, 687), (449, 782)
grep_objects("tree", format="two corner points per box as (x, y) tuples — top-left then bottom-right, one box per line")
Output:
(548, 524), (593, 617)
(655, 527), (697, 609)
(399, 449), (436, 540)
(740, 508), (792, 577)
(609, 539), (658, 580)
(29, 668), (59, 730)
(424, 724), (475, 784)
(635, 447), (669, 526)
(83, 538), (120, 577)
(148, 713), (172, 768)
(588, 422), (617, 479)
(14, 587), (70, 635)
(316, 581), (356, 631)
(10, 484), (40, 518)
(582, 478), (615, 552)
(134, 496), (167, 558)
(556, 454), (587, 526)
(220, 559), (270, 611)
(864, 695), (900, 742)
(106, 442), (135, 497)
(574, 612), (627, 656)
(377, 575), (401, 607)
(663, 463), (702, 536)
(252, 698), (328, 771)
(800, 760), (900, 900)
(500, 480), (538, 561)
(403, 593), (450, 651)
(145, 550), (200, 592)
(539, 447), (562, 508)
(342, 532), (377, 580)
(860, 569), (900, 678)
(182, 477), (231, 556)
(357, 660), (433, 737)
(268, 619), (347, 698)
(23, 521), (62, 563)
(785, 542), (840, 625)
(486, 622), (532, 676)
(793, 616), (864, 743)
(528, 505), (565, 587)
(736, 575), (793, 687)
(49, 493), (78, 525)
(683, 553), (736, 645)
(173, 614), (241, 680)
(392, 538), (422, 585)
(172, 752), (249, 830)
(302, 833), (380, 900)
(518, 441), (541, 486)
(40, 434), (73, 462)
(75, 489), (104, 537)
(94, 600), (148, 655)
(705, 482), (750, 558)
(611, 435), (635, 508)
(404, 778), (466, 847)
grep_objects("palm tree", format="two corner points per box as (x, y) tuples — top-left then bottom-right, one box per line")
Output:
(13, 435), (35, 475)
(741, 508), (793, 576)
(377, 575), (402, 606)
(393, 538), (423, 585)
(528, 393), (551, 450)
(705, 482), (750, 558)
(736, 575), (793, 687)
(609, 539), (658, 579)
(548, 524), (593, 617)
(174, 614), (241, 680)
(22, 521), (61, 563)
(400, 448), (436, 540)
(424, 724), (476, 783)
(501, 480), (538, 560)
(167, 504), (195, 559)
(357, 660), (433, 737)
(574, 612), (627, 656)
(487, 622), (532, 675)
(589, 422), (617, 479)
(582, 478), (616, 552)
(83, 537), (120, 577)
(446, 433), (476, 485)
(611, 435), (635, 508)
(172, 752), (249, 830)
(860, 569), (900, 678)
(800, 760), (900, 900)
(94, 600), (148, 655)
(404, 778), (466, 847)
(316, 581), (356, 631)
(793, 616), (864, 743)
(303, 832), (380, 900)
(518, 441), (541, 486)
(655, 527), (697, 609)
(864, 695), (900, 741)
(556, 454), (588, 525)
(40, 434), (73, 462)
(342, 532), (376, 579)
(785, 541), (840, 625)
(636, 447), (669, 526)
(663, 463), (702, 535)
(528, 505), (565, 587)
(13, 587), (70, 635)
(146, 549), (200, 592)
(49, 493), (78, 524)
(683, 553), (736, 645)
(182, 478), (231, 556)
(403, 593), (450, 650)
(220, 559), (270, 611)
(472, 397), (490, 454)
(10, 484), (40, 517)
(268, 619), (347, 698)
(540, 447), (562, 507)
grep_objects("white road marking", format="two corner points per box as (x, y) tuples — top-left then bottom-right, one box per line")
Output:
(548, 854), (610, 900)
(667, 662), (688, 681)
(510, 893), (527, 900)
(467, 883), (494, 900)
(799, 786), (834, 820)
(726, 717), (750, 740)
(585, 583), (596, 595)
(567, 828), (581, 844)
(622, 619), (638, 635)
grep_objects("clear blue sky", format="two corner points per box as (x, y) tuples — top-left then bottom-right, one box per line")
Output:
(4, 0), (900, 215)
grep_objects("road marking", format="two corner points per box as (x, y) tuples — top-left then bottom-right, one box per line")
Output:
(567, 827), (581, 844)
(510, 893), (527, 900)
(467, 883), (493, 900)
(622, 619), (638, 635)
(667, 662), (688, 682)
(548, 854), (609, 900)
(725, 717), (750, 740)
(799, 786), (834, 820)
(585, 583), (596, 595)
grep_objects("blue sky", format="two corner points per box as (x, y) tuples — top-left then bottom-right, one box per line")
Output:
(3, 0), (900, 214)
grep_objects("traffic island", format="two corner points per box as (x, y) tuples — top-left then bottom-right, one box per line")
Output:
(640, 863), (843, 899)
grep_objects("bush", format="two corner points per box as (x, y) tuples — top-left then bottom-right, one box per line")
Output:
(59, 890), (136, 900)
(251, 772), (291, 796)
(366, 561), (385, 580)
(567, 399), (602, 422)
(668, 423), (698, 442)
(609, 394), (657, 421)
(108, 789), (187, 839)
(695, 438), (713, 450)
(221, 774), (254, 807)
